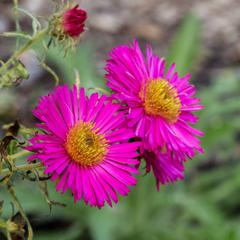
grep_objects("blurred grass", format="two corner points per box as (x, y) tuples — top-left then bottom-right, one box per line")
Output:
(167, 14), (202, 76)
(46, 42), (106, 90)
(1, 13), (240, 240)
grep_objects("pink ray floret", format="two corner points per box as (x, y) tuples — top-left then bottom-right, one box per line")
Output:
(105, 40), (204, 188)
(27, 85), (140, 208)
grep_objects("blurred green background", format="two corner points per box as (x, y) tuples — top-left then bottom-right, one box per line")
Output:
(1, 0), (240, 239)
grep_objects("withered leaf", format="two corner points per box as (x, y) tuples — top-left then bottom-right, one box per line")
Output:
(0, 174), (11, 185)
(0, 136), (15, 160)
(39, 181), (66, 213)
(7, 121), (20, 137)
(10, 212), (26, 240)
(0, 121), (20, 160)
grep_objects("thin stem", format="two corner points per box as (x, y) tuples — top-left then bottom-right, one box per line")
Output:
(13, 0), (21, 49)
(6, 231), (12, 240)
(1, 162), (43, 176)
(9, 150), (30, 161)
(7, 185), (33, 240)
(41, 61), (60, 85)
(0, 28), (48, 75)
(0, 219), (12, 240)
(0, 219), (7, 228)
(0, 32), (32, 40)
(88, 87), (110, 95)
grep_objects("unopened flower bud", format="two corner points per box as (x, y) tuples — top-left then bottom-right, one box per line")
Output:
(49, 5), (87, 47)
(63, 5), (87, 37)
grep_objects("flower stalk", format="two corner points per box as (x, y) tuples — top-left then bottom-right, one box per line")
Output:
(8, 150), (31, 161)
(0, 28), (48, 77)
(7, 184), (33, 240)
(0, 219), (11, 240)
(1, 162), (43, 176)
(13, 0), (21, 49)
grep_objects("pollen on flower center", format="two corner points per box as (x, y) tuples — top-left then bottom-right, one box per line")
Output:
(65, 121), (108, 167)
(139, 78), (181, 123)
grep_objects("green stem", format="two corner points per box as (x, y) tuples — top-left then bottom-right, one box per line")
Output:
(6, 231), (12, 240)
(13, 0), (21, 49)
(1, 32), (32, 40)
(9, 150), (31, 161)
(1, 162), (43, 176)
(0, 219), (7, 228)
(7, 185), (33, 240)
(0, 219), (11, 240)
(41, 61), (60, 85)
(0, 28), (48, 74)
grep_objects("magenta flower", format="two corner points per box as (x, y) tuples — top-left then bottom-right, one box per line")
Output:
(106, 40), (203, 158)
(142, 149), (184, 190)
(27, 85), (140, 208)
(63, 5), (87, 37)
(105, 40), (203, 186)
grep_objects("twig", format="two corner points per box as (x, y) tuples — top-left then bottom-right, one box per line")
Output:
(0, 28), (48, 76)
(1, 162), (43, 176)
(40, 61), (60, 85)
(0, 32), (32, 40)
(7, 184), (33, 240)
(9, 150), (30, 161)
(13, 0), (21, 49)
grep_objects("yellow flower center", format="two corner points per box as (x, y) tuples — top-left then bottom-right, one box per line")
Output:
(139, 78), (181, 123)
(65, 121), (108, 167)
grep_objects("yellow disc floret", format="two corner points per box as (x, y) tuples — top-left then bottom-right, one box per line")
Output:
(65, 121), (108, 167)
(139, 78), (181, 123)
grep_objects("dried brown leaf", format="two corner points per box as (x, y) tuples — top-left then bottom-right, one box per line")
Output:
(10, 212), (26, 240)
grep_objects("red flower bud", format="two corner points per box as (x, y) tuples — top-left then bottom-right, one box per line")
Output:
(63, 5), (87, 37)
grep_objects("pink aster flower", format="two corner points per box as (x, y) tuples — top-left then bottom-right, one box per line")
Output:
(105, 40), (203, 161)
(26, 85), (140, 208)
(142, 149), (184, 190)
(63, 5), (87, 37)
